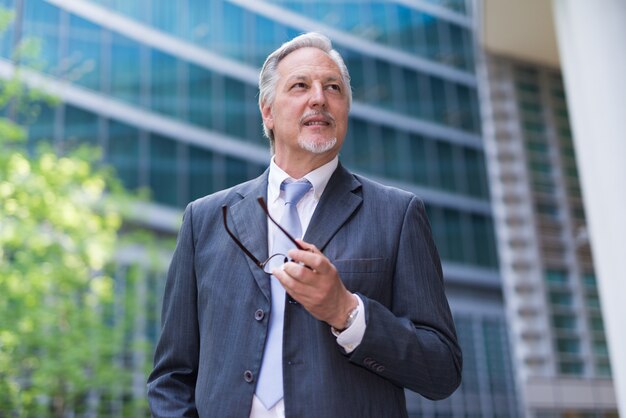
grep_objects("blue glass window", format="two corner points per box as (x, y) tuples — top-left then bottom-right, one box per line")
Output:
(107, 120), (140, 190)
(149, 133), (178, 207)
(110, 34), (141, 105)
(67, 15), (101, 91)
(151, 50), (179, 117)
(188, 144), (214, 201)
(187, 64), (214, 130)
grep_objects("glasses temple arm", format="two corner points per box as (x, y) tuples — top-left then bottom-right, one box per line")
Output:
(221, 205), (263, 267)
(256, 197), (306, 250)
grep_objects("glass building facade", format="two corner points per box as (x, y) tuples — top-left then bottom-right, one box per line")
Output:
(479, 52), (618, 417)
(1, 0), (520, 416)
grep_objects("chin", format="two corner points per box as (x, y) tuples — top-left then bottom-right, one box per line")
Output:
(298, 137), (338, 154)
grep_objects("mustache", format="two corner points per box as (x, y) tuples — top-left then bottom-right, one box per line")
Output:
(299, 111), (335, 125)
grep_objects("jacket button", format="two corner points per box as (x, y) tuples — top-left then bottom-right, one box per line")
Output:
(244, 370), (254, 383)
(254, 309), (265, 321)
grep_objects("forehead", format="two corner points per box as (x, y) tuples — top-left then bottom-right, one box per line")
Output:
(276, 47), (342, 81)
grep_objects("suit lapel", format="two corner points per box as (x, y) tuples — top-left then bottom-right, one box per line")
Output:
(226, 164), (362, 300)
(229, 171), (272, 301)
(304, 163), (362, 252)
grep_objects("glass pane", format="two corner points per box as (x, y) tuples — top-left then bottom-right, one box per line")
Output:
(188, 144), (214, 201)
(151, 50), (179, 117)
(64, 105), (98, 148)
(471, 214), (498, 268)
(107, 120), (140, 190)
(151, 0), (178, 34)
(409, 134), (428, 185)
(187, 64), (214, 129)
(224, 155), (250, 187)
(464, 148), (489, 198)
(110, 34), (141, 105)
(343, 118), (370, 171)
(552, 314), (576, 330)
(436, 141), (456, 192)
(549, 291), (573, 307)
(545, 269), (568, 285)
(22, 0), (60, 72)
(222, 2), (244, 60)
(149, 133), (178, 207)
(430, 77), (447, 126)
(67, 15), (101, 90)
(444, 208), (464, 262)
(223, 77), (247, 138)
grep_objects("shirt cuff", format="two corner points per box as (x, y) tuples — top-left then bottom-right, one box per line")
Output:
(333, 294), (366, 353)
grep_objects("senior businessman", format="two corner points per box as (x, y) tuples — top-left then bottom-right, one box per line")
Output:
(147, 32), (462, 418)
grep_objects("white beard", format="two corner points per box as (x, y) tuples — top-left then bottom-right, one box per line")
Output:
(298, 136), (337, 154)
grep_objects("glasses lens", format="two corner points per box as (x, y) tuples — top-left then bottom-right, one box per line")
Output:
(263, 253), (289, 274)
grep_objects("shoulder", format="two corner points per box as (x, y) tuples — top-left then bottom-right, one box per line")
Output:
(188, 172), (268, 213)
(353, 172), (421, 208)
(178, 171), (268, 232)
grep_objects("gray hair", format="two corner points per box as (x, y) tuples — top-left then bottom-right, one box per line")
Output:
(258, 32), (352, 146)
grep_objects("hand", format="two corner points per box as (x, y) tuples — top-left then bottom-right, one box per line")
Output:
(272, 240), (358, 329)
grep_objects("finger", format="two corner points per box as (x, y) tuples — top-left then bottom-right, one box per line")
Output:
(281, 261), (316, 283)
(295, 239), (320, 253)
(272, 264), (311, 298)
(288, 249), (328, 273)
(272, 264), (294, 287)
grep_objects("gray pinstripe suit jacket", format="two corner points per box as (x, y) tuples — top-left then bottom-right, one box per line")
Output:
(147, 163), (462, 418)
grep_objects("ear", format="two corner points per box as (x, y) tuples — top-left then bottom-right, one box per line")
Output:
(260, 102), (274, 130)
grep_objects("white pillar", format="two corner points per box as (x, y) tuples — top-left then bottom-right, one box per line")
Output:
(552, 0), (626, 415)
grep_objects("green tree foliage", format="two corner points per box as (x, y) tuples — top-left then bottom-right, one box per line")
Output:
(0, 8), (153, 417)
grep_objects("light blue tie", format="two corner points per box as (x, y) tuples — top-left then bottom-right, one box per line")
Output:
(256, 179), (312, 409)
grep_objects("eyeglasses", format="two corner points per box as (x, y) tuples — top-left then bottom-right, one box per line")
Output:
(222, 197), (306, 274)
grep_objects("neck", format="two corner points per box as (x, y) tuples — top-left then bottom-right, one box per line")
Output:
(273, 151), (337, 179)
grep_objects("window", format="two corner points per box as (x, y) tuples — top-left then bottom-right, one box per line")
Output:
(556, 337), (580, 354)
(149, 134), (178, 207)
(444, 208), (464, 262)
(188, 145), (214, 202)
(558, 360), (583, 376)
(464, 149), (489, 198)
(151, 50), (179, 117)
(187, 64), (214, 130)
(552, 314), (576, 331)
(342, 118), (370, 171)
(223, 77), (247, 139)
(110, 34), (141, 105)
(549, 291), (573, 307)
(224, 155), (250, 188)
(22, 0), (60, 71)
(436, 141), (456, 192)
(67, 15), (101, 90)
(64, 105), (98, 147)
(470, 214), (498, 268)
(409, 134), (428, 186)
(593, 339), (609, 356)
(589, 316), (604, 333)
(107, 120), (140, 190)
(545, 269), (568, 285)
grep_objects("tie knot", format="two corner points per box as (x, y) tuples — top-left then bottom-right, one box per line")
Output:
(281, 180), (312, 206)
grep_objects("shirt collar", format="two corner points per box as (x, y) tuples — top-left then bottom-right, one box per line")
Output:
(268, 156), (339, 204)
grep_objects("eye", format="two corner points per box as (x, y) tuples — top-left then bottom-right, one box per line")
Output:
(291, 82), (307, 90)
(326, 83), (341, 92)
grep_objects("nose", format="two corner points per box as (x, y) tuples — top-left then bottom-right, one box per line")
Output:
(308, 82), (326, 108)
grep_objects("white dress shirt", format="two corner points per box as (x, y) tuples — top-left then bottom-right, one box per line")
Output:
(250, 156), (366, 417)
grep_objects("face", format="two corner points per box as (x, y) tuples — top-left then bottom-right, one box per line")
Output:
(261, 47), (349, 161)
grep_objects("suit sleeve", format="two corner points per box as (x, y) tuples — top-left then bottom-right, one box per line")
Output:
(147, 203), (200, 417)
(346, 196), (462, 400)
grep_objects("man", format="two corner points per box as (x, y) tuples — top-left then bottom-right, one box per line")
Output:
(147, 32), (461, 418)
